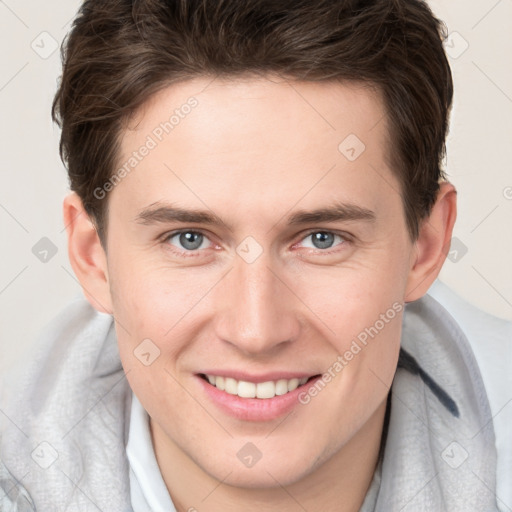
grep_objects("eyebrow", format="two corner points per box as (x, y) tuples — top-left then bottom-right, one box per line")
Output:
(134, 201), (376, 229)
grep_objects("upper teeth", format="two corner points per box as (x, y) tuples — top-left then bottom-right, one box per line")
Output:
(206, 375), (309, 399)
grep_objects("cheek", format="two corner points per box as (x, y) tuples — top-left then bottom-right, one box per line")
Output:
(108, 268), (195, 414)
(289, 256), (405, 399)
(108, 261), (224, 386)
(290, 256), (407, 343)
(108, 258), (198, 335)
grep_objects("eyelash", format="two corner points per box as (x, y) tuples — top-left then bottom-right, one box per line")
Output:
(161, 229), (350, 258)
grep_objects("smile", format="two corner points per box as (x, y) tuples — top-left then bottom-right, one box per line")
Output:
(197, 372), (323, 421)
(201, 374), (312, 399)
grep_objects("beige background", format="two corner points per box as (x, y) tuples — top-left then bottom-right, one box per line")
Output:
(1, 0), (511, 371)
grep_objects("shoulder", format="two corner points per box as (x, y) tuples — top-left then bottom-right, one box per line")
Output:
(0, 295), (132, 510)
(427, 279), (512, 511)
(426, 279), (512, 399)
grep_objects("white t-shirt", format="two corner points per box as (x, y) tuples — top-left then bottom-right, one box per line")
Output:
(127, 392), (176, 511)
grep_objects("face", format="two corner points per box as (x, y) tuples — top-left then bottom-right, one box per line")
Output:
(104, 76), (415, 488)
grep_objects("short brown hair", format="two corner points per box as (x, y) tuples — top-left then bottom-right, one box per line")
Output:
(52, 0), (453, 243)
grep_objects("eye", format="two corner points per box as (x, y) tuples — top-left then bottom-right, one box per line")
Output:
(165, 230), (213, 253)
(297, 231), (347, 251)
(162, 229), (348, 258)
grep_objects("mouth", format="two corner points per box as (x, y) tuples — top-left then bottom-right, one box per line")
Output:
(198, 373), (320, 399)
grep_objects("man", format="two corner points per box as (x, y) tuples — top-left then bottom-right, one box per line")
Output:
(1, 0), (510, 510)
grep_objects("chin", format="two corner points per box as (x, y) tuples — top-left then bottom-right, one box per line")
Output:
(196, 447), (320, 489)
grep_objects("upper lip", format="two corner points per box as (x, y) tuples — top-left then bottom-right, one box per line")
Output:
(198, 370), (319, 383)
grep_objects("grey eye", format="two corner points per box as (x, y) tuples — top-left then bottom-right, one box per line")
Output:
(310, 232), (336, 249)
(299, 231), (346, 251)
(169, 231), (208, 251)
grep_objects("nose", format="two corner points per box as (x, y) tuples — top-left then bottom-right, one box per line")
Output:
(213, 251), (302, 356)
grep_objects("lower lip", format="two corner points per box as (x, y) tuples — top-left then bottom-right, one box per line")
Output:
(196, 375), (321, 422)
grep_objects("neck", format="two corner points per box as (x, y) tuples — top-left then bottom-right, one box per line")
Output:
(151, 398), (388, 512)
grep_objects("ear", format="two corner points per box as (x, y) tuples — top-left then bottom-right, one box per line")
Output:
(63, 192), (113, 314)
(405, 182), (457, 302)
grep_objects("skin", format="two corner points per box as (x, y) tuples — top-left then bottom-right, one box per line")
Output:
(64, 75), (456, 511)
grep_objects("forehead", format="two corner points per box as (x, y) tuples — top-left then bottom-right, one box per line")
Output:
(111, 75), (399, 229)
(124, 75), (388, 156)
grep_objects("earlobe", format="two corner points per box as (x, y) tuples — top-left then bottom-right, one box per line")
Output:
(63, 192), (113, 314)
(405, 182), (457, 302)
